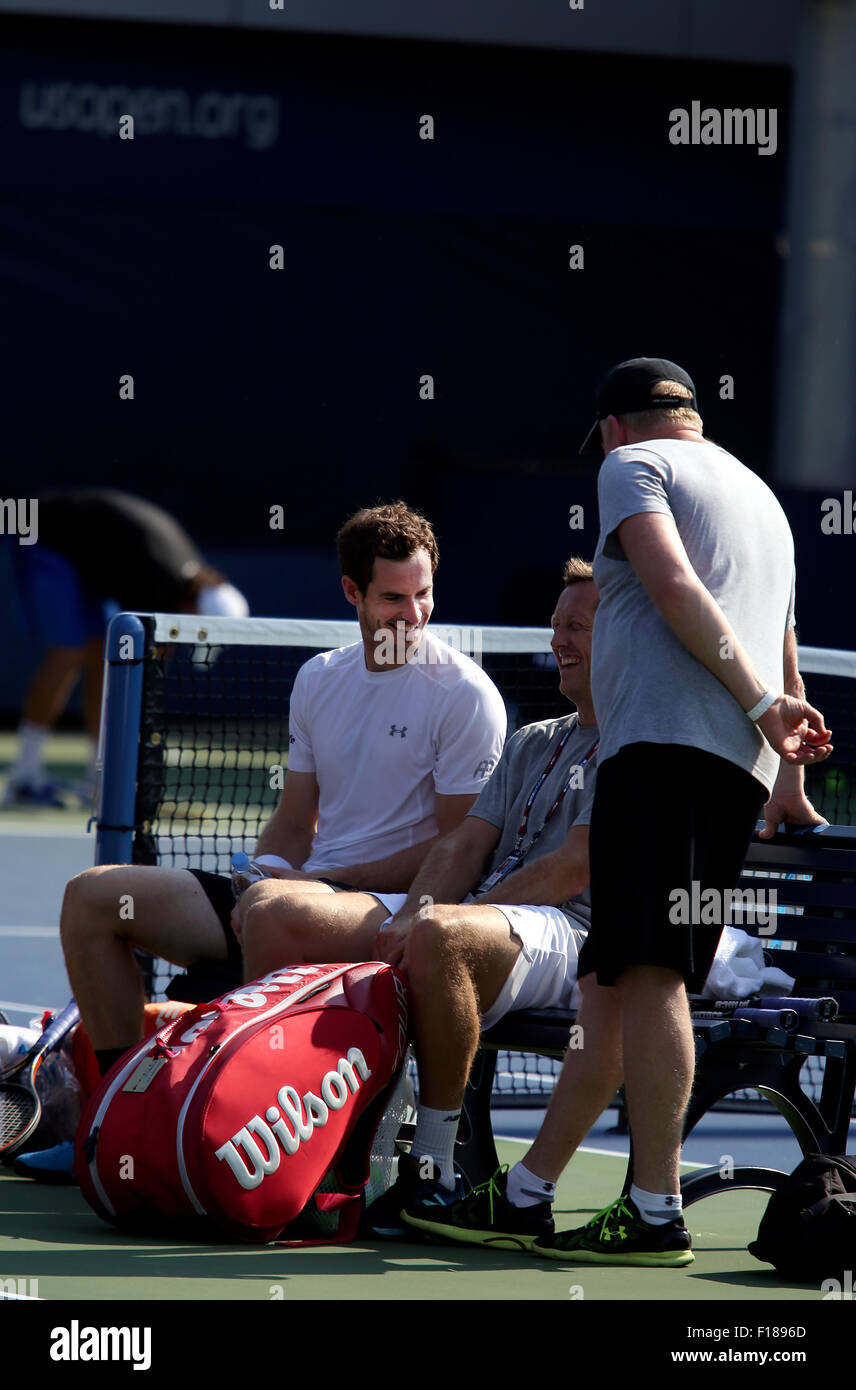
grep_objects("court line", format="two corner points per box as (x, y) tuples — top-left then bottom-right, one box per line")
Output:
(0, 927), (60, 937)
(0, 823), (91, 839)
(495, 1135), (709, 1169)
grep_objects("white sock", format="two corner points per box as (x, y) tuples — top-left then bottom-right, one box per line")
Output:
(10, 721), (50, 785)
(410, 1105), (460, 1190)
(507, 1161), (556, 1209)
(629, 1183), (683, 1225)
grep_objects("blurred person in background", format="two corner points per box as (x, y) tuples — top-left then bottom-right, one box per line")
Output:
(3, 488), (248, 807)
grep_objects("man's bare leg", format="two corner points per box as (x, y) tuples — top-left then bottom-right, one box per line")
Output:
(403, 903), (522, 1109)
(240, 880), (391, 981)
(61, 865), (228, 1050)
(523, 973), (624, 1183)
(22, 646), (84, 727)
(7, 647), (83, 792)
(367, 903), (521, 1205)
(617, 964), (694, 1194)
(524, 966), (691, 1195)
(400, 971), (626, 1238)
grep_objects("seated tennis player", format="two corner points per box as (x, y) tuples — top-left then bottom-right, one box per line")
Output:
(237, 559), (599, 1232)
(16, 503), (505, 1182)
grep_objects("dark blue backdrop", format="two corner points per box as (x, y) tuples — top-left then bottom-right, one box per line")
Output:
(1, 16), (843, 716)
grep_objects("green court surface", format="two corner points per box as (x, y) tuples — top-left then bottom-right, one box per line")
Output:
(0, 1142), (819, 1302)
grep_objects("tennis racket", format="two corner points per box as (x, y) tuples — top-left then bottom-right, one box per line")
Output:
(0, 1000), (80, 1158)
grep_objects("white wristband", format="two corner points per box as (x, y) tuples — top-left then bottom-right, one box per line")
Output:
(746, 691), (777, 723)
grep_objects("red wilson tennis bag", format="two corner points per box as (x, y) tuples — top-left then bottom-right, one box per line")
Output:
(75, 962), (409, 1244)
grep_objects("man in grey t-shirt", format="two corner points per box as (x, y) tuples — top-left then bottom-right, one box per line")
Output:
(236, 561), (599, 1236)
(235, 561), (598, 1239)
(407, 357), (832, 1261)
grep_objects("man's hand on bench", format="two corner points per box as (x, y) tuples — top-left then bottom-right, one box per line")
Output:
(758, 759), (829, 841)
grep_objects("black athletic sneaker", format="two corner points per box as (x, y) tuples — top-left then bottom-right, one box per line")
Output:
(361, 1153), (463, 1239)
(403, 1165), (554, 1251)
(534, 1194), (693, 1267)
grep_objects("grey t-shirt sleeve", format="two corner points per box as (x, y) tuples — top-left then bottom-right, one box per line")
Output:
(598, 449), (674, 560)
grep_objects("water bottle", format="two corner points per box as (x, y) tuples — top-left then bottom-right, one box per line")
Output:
(365, 1062), (417, 1206)
(0, 1024), (39, 1070)
(230, 852), (268, 900)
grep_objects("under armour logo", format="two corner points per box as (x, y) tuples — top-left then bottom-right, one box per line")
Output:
(474, 759), (495, 778)
(389, 725), (408, 738)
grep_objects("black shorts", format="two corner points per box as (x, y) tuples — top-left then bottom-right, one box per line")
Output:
(188, 869), (243, 975)
(578, 742), (767, 993)
(183, 870), (358, 977)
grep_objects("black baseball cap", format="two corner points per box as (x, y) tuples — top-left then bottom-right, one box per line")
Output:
(579, 357), (698, 457)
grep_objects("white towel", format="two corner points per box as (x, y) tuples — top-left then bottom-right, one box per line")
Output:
(700, 925), (795, 1001)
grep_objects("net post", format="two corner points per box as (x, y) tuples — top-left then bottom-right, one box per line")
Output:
(94, 612), (147, 867)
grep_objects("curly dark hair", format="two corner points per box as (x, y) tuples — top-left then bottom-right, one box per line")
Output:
(336, 501), (439, 593)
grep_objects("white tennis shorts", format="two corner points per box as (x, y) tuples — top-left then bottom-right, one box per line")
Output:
(479, 904), (585, 1031)
(370, 894), (585, 1033)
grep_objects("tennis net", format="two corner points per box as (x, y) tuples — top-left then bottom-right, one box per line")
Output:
(96, 614), (856, 1111)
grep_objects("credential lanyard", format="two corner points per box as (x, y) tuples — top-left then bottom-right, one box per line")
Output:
(477, 732), (599, 894)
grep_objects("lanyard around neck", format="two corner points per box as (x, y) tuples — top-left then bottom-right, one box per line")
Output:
(510, 732), (600, 858)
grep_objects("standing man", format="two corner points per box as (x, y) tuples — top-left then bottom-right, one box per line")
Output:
(406, 357), (831, 1264)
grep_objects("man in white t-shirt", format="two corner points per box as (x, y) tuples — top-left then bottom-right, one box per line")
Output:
(58, 502), (506, 1091)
